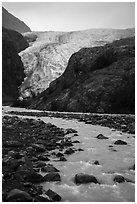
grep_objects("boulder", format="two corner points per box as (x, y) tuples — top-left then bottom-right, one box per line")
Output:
(72, 140), (80, 143)
(78, 148), (84, 151)
(74, 173), (99, 184)
(34, 195), (51, 202)
(4, 141), (22, 147)
(43, 172), (61, 182)
(113, 175), (126, 183)
(38, 155), (50, 161)
(114, 140), (127, 145)
(64, 148), (75, 155)
(32, 144), (45, 152)
(41, 165), (59, 172)
(96, 134), (109, 139)
(6, 189), (32, 202)
(65, 128), (77, 134)
(93, 160), (100, 165)
(59, 156), (67, 161)
(45, 189), (62, 201)
(56, 152), (64, 157)
(14, 170), (44, 183)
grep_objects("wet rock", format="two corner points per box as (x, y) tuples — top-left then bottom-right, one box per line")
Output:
(43, 172), (61, 182)
(32, 144), (45, 152)
(3, 172), (12, 180)
(56, 152), (64, 157)
(130, 164), (135, 170)
(34, 161), (47, 168)
(93, 160), (100, 165)
(121, 124), (127, 131)
(113, 175), (126, 183)
(4, 141), (22, 148)
(10, 159), (24, 171)
(85, 120), (92, 124)
(6, 189), (33, 202)
(109, 148), (117, 152)
(64, 148), (75, 155)
(78, 148), (84, 151)
(30, 156), (39, 162)
(45, 189), (62, 201)
(62, 141), (73, 147)
(8, 151), (23, 159)
(59, 156), (67, 161)
(73, 133), (79, 137)
(14, 170), (44, 183)
(65, 128), (77, 134)
(38, 155), (50, 161)
(41, 164), (59, 172)
(74, 173), (99, 184)
(96, 134), (109, 139)
(114, 140), (127, 145)
(72, 140), (80, 143)
(34, 195), (51, 202)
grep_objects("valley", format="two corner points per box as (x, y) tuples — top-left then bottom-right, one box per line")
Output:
(2, 4), (135, 202)
(2, 106), (135, 202)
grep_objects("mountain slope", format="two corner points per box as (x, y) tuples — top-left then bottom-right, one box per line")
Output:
(2, 27), (29, 105)
(28, 37), (135, 114)
(2, 7), (31, 33)
(19, 28), (135, 99)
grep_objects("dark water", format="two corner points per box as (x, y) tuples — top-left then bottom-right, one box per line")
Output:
(3, 107), (135, 202)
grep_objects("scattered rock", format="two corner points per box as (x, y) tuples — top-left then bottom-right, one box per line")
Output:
(59, 156), (67, 161)
(65, 128), (77, 134)
(74, 173), (99, 184)
(114, 140), (127, 145)
(45, 189), (62, 201)
(108, 145), (113, 147)
(93, 160), (100, 165)
(56, 152), (64, 157)
(64, 148), (75, 155)
(130, 164), (135, 170)
(73, 133), (79, 137)
(72, 140), (80, 143)
(113, 175), (126, 183)
(96, 134), (109, 139)
(78, 148), (84, 151)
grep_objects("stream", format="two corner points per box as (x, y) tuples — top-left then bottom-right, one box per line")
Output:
(3, 106), (135, 202)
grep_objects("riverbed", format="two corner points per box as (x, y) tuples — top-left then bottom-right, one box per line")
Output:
(3, 106), (135, 202)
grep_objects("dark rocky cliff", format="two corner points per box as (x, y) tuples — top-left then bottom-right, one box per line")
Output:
(28, 37), (135, 114)
(2, 7), (31, 33)
(2, 27), (29, 105)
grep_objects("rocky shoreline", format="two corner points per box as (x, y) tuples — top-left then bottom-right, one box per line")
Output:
(2, 115), (79, 202)
(8, 110), (135, 134)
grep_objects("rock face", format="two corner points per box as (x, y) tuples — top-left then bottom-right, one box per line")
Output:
(2, 7), (31, 33)
(19, 28), (134, 99)
(2, 27), (28, 105)
(28, 37), (135, 114)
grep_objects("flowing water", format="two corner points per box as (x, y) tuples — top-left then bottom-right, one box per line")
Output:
(3, 106), (135, 202)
